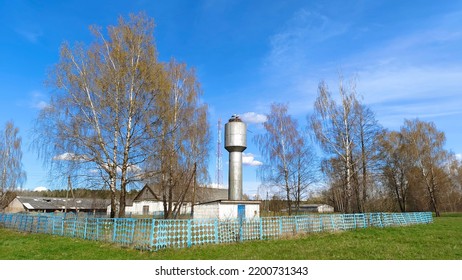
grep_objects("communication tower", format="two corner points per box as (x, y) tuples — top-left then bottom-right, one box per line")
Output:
(215, 119), (223, 188)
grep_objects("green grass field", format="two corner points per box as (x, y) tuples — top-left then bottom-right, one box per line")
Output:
(0, 214), (461, 260)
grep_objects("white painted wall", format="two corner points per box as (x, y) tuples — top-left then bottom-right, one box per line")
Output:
(194, 202), (260, 220)
(130, 201), (164, 214)
(244, 203), (260, 219)
(193, 202), (220, 219)
(128, 201), (191, 216)
(218, 203), (238, 220)
(318, 205), (334, 213)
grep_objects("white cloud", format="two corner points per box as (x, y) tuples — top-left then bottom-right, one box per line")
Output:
(243, 153), (263, 166)
(100, 162), (142, 175)
(29, 91), (50, 110)
(127, 164), (142, 173)
(240, 112), (267, 124)
(33, 186), (48, 192)
(52, 153), (75, 161)
(53, 153), (89, 162)
(456, 154), (462, 161)
(33, 100), (50, 110)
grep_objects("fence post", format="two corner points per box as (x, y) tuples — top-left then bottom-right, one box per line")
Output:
(294, 216), (299, 234)
(259, 218), (263, 240)
(61, 217), (64, 236)
(29, 216), (33, 232)
(32, 216), (36, 232)
(319, 215), (323, 232)
(149, 219), (156, 249)
(19, 215), (24, 231)
(214, 219), (219, 244)
(44, 216), (49, 234)
(130, 219), (136, 245)
(330, 215), (335, 231)
(51, 217), (55, 234)
(84, 218), (88, 239)
(239, 218), (244, 242)
(35, 216), (40, 233)
(72, 218), (77, 237)
(113, 219), (118, 243)
(96, 219), (100, 241)
(279, 217), (283, 236)
(187, 219), (192, 247)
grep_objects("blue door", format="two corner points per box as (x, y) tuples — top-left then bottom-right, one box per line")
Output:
(238, 204), (246, 220)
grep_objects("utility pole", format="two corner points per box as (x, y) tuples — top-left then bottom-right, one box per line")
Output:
(65, 175), (77, 214)
(191, 162), (197, 218)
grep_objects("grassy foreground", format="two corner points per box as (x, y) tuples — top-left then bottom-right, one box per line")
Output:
(0, 214), (461, 260)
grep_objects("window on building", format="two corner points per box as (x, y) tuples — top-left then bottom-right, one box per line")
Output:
(143, 205), (149, 215)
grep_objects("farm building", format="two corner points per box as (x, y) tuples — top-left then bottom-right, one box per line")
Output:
(3, 196), (110, 214)
(193, 200), (261, 219)
(125, 184), (229, 216)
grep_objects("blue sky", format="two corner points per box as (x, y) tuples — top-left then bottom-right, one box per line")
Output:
(1, 0), (461, 197)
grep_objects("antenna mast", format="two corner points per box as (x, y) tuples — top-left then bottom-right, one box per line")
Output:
(215, 119), (223, 188)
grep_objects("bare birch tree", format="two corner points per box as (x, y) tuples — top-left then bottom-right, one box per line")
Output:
(446, 156), (462, 212)
(401, 119), (447, 217)
(0, 121), (26, 208)
(310, 79), (358, 213)
(33, 14), (171, 217)
(255, 103), (318, 215)
(379, 119), (451, 215)
(310, 76), (383, 213)
(379, 130), (414, 212)
(353, 103), (383, 212)
(290, 134), (320, 212)
(146, 60), (210, 219)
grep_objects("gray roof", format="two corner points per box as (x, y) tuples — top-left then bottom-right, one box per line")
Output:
(16, 196), (110, 211)
(195, 187), (228, 203)
(133, 184), (228, 203)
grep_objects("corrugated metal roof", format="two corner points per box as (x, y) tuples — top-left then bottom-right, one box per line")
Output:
(16, 196), (110, 210)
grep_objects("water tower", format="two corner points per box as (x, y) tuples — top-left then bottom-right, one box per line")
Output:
(224, 115), (246, 200)
(192, 115), (261, 220)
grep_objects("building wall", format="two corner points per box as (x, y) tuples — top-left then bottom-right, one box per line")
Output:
(4, 198), (26, 213)
(219, 203), (260, 219)
(194, 202), (260, 220)
(130, 201), (164, 214)
(126, 201), (191, 216)
(318, 205), (334, 213)
(193, 202), (220, 219)
(243, 203), (260, 219)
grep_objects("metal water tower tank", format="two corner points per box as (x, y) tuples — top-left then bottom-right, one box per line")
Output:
(224, 115), (247, 200)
